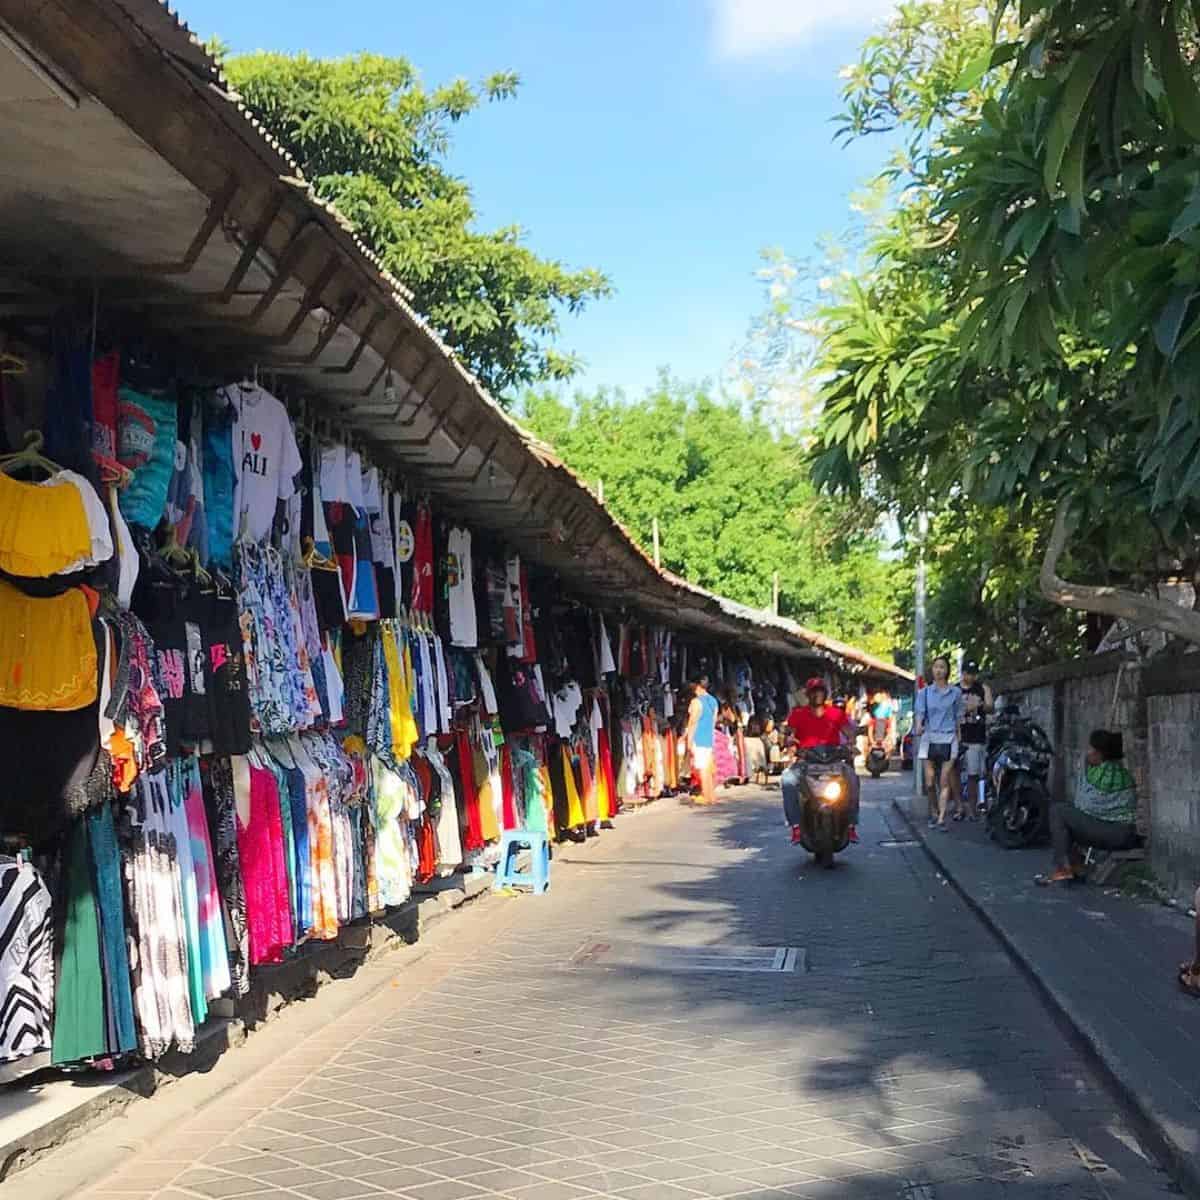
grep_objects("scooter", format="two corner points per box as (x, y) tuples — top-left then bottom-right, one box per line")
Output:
(982, 705), (1054, 848)
(794, 745), (855, 868)
(866, 736), (890, 778)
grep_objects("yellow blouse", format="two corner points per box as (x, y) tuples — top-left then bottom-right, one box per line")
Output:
(0, 471), (92, 578)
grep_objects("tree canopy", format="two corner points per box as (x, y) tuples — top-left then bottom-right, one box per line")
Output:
(520, 381), (907, 660)
(803, 0), (1200, 661)
(221, 51), (611, 399)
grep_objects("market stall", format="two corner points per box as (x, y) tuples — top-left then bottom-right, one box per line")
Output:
(0, 0), (911, 1091)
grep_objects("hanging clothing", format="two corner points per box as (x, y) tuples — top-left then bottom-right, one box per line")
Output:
(87, 802), (137, 1056)
(122, 778), (195, 1060)
(200, 756), (249, 997)
(446, 526), (478, 648)
(0, 470), (106, 580)
(234, 758), (293, 966)
(51, 823), (106, 1065)
(424, 739), (463, 873)
(373, 758), (417, 907)
(411, 502), (434, 615)
(0, 858), (54, 1073)
(0, 581), (97, 712)
(117, 386), (177, 531)
(295, 735), (339, 942)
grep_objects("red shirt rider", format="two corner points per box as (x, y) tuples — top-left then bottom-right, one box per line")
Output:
(785, 678), (850, 749)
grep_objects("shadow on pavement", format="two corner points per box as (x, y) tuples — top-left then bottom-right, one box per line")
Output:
(546, 780), (1183, 1198)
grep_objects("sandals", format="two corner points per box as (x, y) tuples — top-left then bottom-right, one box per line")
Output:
(1034, 870), (1079, 887)
(1178, 966), (1200, 1000)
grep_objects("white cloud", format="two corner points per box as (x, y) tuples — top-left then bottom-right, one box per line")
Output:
(711, 0), (897, 60)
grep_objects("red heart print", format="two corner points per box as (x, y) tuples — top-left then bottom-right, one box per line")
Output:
(251, 432), (262, 451)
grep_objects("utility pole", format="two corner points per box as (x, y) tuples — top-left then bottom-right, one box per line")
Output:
(913, 507), (928, 799)
(772, 571), (780, 616)
(652, 517), (661, 568)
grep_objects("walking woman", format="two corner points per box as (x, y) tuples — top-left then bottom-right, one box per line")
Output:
(914, 656), (963, 830)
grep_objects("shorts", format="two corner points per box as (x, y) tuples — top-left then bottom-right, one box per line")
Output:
(963, 743), (987, 776)
(692, 745), (713, 770)
(919, 735), (957, 763)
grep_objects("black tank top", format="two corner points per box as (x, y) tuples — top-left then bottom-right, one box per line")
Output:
(961, 682), (987, 745)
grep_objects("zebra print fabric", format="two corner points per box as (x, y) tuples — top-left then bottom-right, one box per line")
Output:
(0, 860), (53, 1064)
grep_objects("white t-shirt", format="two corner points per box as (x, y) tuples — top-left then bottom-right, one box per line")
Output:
(552, 681), (584, 740)
(447, 526), (477, 648)
(225, 385), (302, 543)
(596, 613), (616, 675)
(476, 654), (498, 716)
(345, 450), (367, 510)
(361, 466), (382, 513)
(320, 444), (349, 504)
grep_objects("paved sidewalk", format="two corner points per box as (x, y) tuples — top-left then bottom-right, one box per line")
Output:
(893, 789), (1200, 1196)
(21, 782), (1180, 1199)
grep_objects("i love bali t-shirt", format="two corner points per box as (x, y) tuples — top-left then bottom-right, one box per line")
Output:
(223, 384), (303, 543)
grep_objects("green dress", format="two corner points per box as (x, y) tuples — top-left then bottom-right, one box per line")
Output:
(51, 821), (106, 1064)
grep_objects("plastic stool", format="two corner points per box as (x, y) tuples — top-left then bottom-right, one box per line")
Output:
(493, 829), (551, 894)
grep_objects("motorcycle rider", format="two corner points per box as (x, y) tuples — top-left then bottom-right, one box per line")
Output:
(781, 678), (859, 846)
(958, 660), (992, 820)
(870, 689), (896, 756)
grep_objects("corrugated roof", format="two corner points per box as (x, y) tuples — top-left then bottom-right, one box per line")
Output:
(0, 0), (911, 684)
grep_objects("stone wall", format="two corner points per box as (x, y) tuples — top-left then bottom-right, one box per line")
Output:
(1062, 662), (1149, 830)
(1146, 693), (1200, 901)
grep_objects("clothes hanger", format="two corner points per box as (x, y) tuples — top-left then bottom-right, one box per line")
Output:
(188, 547), (214, 590)
(301, 535), (339, 573)
(0, 430), (61, 479)
(157, 528), (199, 588)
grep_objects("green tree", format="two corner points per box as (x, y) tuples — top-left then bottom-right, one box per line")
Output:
(805, 0), (1200, 657)
(221, 51), (611, 399)
(520, 379), (907, 659)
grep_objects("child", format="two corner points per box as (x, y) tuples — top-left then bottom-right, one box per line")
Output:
(745, 717), (769, 786)
(764, 718), (785, 776)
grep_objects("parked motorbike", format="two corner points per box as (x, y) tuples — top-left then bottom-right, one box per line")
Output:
(983, 705), (1054, 848)
(866, 738), (890, 778)
(795, 745), (855, 867)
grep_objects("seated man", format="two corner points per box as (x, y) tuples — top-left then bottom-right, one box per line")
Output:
(780, 678), (859, 846)
(1037, 729), (1139, 886)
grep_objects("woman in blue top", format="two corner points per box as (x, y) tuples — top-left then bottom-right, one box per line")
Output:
(914, 656), (964, 830)
(685, 674), (720, 806)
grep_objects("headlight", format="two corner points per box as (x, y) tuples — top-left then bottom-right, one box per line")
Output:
(821, 780), (843, 801)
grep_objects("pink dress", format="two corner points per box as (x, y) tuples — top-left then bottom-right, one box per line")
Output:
(713, 725), (739, 784)
(237, 764), (293, 965)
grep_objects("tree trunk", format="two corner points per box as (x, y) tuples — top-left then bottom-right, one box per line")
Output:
(1039, 500), (1200, 647)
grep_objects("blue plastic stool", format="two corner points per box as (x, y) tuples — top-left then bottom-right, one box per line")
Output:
(493, 829), (551, 894)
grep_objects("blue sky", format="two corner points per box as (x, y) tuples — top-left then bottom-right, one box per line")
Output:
(185, 0), (897, 399)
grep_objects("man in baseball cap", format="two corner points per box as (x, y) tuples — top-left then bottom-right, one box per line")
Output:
(959, 659), (993, 819)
